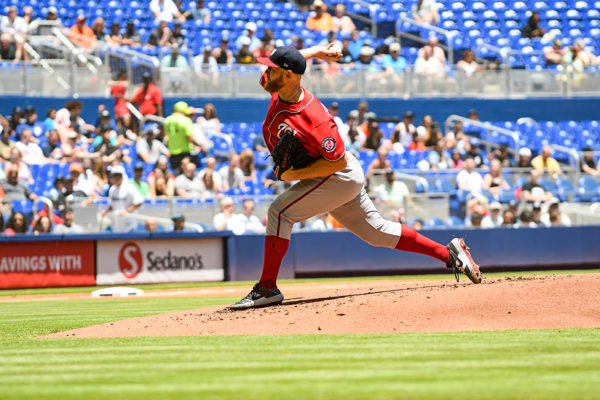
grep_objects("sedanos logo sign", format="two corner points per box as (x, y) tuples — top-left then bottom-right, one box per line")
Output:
(97, 238), (224, 285)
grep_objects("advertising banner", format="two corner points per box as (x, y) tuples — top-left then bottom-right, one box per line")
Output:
(96, 238), (224, 285)
(0, 241), (95, 289)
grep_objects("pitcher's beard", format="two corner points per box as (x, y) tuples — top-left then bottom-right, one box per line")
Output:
(263, 76), (285, 94)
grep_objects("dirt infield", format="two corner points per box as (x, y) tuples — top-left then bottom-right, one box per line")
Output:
(43, 274), (600, 338)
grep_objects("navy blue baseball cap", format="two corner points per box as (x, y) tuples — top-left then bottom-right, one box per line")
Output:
(257, 46), (306, 75)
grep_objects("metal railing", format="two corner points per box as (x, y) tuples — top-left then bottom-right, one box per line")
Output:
(396, 17), (456, 64)
(444, 114), (521, 162)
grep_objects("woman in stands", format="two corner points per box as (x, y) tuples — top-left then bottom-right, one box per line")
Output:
(91, 159), (109, 196)
(33, 215), (52, 235)
(91, 17), (107, 42)
(4, 148), (33, 185)
(4, 212), (28, 235)
(148, 156), (175, 198)
(482, 159), (511, 199)
(239, 149), (257, 182)
(196, 103), (221, 136)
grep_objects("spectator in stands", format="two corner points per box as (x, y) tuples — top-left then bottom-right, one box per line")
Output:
(347, 29), (364, 60)
(0, 163), (36, 202)
(194, 45), (219, 86)
(514, 208), (537, 228)
(175, 161), (203, 197)
(19, 106), (46, 139)
(106, 21), (122, 46)
(521, 11), (545, 39)
(173, 0), (191, 20)
(170, 21), (187, 48)
(581, 146), (600, 175)
(16, 128), (45, 165)
(196, 103), (221, 137)
(310, 213), (332, 231)
(482, 159), (511, 198)
(131, 72), (163, 117)
(239, 149), (257, 182)
(148, 158), (175, 198)
(137, 124), (169, 164)
(53, 208), (84, 234)
(306, 0), (334, 32)
(449, 150), (463, 170)
(466, 138), (485, 168)
(191, 0), (211, 24)
(521, 169), (553, 203)
(456, 156), (483, 194)
(231, 198), (265, 235)
(490, 143), (512, 167)
(161, 43), (189, 68)
(363, 119), (383, 151)
(517, 147), (532, 168)
(531, 145), (562, 175)
(415, 45), (445, 84)
(101, 165), (143, 232)
(332, 3), (355, 33)
(213, 36), (233, 65)
(45, 6), (60, 23)
(418, 36), (446, 65)
(54, 100), (94, 142)
(69, 15), (95, 47)
(94, 124), (121, 163)
(171, 213), (188, 232)
(389, 111), (416, 151)
(212, 196), (237, 231)
(0, 33), (17, 61)
(165, 101), (201, 172)
(545, 39), (565, 66)
(2, 6), (28, 35)
(482, 201), (503, 228)
(90, 159), (110, 196)
(501, 209), (515, 226)
(457, 49), (481, 77)
(91, 17), (107, 42)
(540, 197), (571, 227)
(40, 129), (61, 161)
(108, 71), (129, 118)
(150, 0), (186, 23)
(0, 126), (16, 161)
(121, 20), (142, 47)
(130, 163), (149, 198)
(32, 216), (52, 235)
(143, 216), (159, 233)
(235, 22), (260, 52)
(6, 148), (33, 184)
(219, 153), (245, 191)
(148, 20), (172, 48)
(372, 169), (411, 205)
(338, 38), (354, 65)
(198, 156), (224, 190)
(356, 45), (376, 68)
(4, 212), (28, 235)
(235, 36), (256, 64)
(562, 40), (597, 73)
(416, 115), (441, 148)
(70, 162), (95, 198)
(329, 101), (343, 130)
(412, 0), (439, 24)
(427, 139), (450, 171)
(366, 147), (391, 181)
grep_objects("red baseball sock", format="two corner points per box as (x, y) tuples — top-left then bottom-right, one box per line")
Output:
(259, 235), (290, 289)
(395, 224), (449, 263)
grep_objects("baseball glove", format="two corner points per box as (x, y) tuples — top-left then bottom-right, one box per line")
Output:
(270, 129), (313, 179)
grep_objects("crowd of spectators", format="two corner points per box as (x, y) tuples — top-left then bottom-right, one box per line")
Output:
(0, 92), (593, 236)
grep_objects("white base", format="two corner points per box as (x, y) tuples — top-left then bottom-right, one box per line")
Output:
(91, 287), (144, 297)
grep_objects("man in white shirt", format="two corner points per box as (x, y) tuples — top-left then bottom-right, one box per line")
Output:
(231, 199), (265, 235)
(372, 169), (411, 205)
(193, 45), (219, 84)
(150, 0), (185, 23)
(16, 128), (45, 164)
(456, 157), (483, 194)
(136, 124), (169, 164)
(414, 46), (445, 79)
(69, 162), (95, 197)
(101, 165), (144, 233)
(212, 196), (238, 231)
(2, 6), (28, 35)
(235, 22), (261, 52)
(174, 162), (204, 198)
(218, 153), (245, 191)
(53, 208), (85, 234)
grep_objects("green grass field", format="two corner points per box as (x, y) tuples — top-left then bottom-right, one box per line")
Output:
(1, 272), (599, 400)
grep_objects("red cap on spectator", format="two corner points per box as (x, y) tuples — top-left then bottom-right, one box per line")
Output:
(69, 162), (83, 173)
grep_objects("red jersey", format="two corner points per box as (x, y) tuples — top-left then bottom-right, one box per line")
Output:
(110, 84), (129, 117)
(131, 83), (162, 116)
(262, 88), (345, 162)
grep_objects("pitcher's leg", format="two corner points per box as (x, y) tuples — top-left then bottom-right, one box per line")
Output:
(261, 175), (363, 288)
(330, 189), (449, 262)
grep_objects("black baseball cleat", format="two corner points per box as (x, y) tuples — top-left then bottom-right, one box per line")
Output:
(447, 238), (482, 284)
(229, 283), (284, 309)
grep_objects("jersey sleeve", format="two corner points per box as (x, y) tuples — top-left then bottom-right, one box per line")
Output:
(309, 119), (346, 161)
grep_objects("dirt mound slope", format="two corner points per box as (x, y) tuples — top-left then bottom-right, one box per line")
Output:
(44, 274), (600, 338)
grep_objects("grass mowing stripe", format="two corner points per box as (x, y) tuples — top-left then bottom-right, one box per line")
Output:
(1, 268), (598, 297)
(0, 330), (599, 400)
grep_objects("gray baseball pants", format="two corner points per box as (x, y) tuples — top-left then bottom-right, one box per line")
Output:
(266, 152), (402, 246)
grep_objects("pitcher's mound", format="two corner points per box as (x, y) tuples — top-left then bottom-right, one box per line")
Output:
(44, 274), (600, 338)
